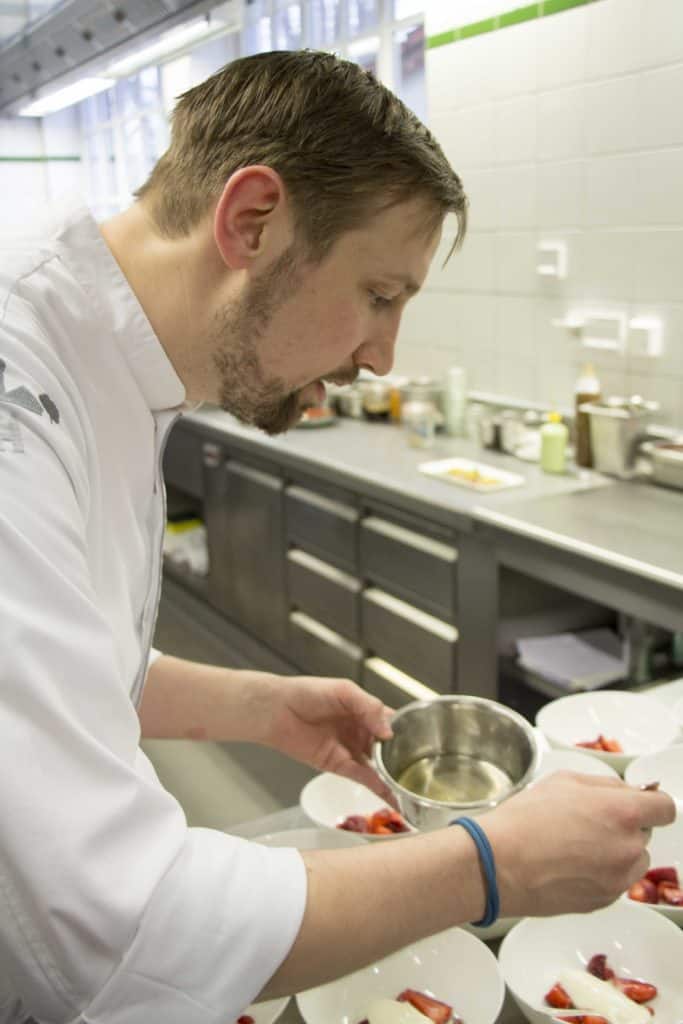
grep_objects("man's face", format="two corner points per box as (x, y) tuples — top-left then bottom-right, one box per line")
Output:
(210, 197), (441, 435)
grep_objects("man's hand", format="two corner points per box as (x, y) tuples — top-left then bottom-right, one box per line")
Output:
(482, 771), (676, 919)
(254, 674), (395, 799)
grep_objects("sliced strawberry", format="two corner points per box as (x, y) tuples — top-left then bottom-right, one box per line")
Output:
(337, 814), (369, 833)
(369, 807), (410, 834)
(627, 878), (658, 903)
(613, 978), (658, 1003)
(582, 1017), (611, 1024)
(645, 865), (679, 886)
(587, 954), (615, 981)
(598, 735), (623, 753)
(657, 882), (683, 906)
(397, 988), (453, 1023)
(545, 983), (574, 1009)
(576, 739), (602, 750)
(237, 1017), (255, 1023)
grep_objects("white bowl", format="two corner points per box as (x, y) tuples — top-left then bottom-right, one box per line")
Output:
(498, 900), (683, 1024)
(535, 690), (680, 774)
(253, 827), (367, 851)
(532, 747), (621, 781)
(300, 772), (417, 841)
(624, 743), (683, 798)
(620, 812), (683, 927)
(297, 926), (504, 1024)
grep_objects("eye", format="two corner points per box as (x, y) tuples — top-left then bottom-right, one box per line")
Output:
(369, 290), (395, 309)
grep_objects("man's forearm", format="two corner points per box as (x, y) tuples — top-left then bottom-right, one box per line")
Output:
(262, 826), (486, 997)
(138, 654), (276, 742)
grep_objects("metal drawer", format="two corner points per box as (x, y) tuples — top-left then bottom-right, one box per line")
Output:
(163, 425), (204, 499)
(363, 657), (438, 709)
(286, 485), (358, 572)
(289, 611), (363, 681)
(287, 548), (361, 641)
(360, 515), (457, 619)
(362, 588), (458, 694)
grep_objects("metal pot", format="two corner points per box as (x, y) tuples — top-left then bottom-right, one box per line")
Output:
(372, 695), (539, 831)
(580, 396), (660, 478)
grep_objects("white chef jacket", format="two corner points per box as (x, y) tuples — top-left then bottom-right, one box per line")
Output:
(0, 208), (307, 1024)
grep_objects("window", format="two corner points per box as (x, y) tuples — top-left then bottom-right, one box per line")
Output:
(79, 0), (425, 216)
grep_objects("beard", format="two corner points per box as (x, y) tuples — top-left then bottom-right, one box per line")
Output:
(210, 245), (357, 435)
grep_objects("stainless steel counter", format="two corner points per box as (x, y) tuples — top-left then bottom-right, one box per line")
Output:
(185, 410), (683, 597)
(178, 410), (683, 699)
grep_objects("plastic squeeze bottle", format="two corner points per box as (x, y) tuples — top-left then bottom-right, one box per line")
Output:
(574, 363), (601, 468)
(540, 412), (568, 474)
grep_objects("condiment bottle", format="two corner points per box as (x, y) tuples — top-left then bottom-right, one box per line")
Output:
(540, 412), (568, 474)
(443, 366), (467, 437)
(574, 363), (601, 468)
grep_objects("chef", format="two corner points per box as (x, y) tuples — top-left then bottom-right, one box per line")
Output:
(0, 49), (674, 1024)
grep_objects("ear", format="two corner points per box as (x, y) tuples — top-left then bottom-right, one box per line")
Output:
(213, 166), (292, 270)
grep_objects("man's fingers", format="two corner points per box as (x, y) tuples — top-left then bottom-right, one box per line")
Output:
(637, 788), (677, 829)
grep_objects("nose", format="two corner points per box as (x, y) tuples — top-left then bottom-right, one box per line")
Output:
(355, 318), (400, 377)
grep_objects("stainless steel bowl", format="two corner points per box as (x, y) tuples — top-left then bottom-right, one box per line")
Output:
(373, 695), (539, 831)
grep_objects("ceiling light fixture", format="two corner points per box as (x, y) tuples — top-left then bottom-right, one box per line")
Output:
(18, 76), (115, 116)
(105, 17), (225, 78)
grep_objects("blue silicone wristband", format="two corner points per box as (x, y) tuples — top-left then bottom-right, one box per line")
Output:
(450, 816), (500, 928)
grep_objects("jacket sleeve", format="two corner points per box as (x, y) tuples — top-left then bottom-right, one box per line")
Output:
(0, 395), (306, 1022)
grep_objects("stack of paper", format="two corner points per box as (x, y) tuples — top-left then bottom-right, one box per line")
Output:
(516, 628), (627, 691)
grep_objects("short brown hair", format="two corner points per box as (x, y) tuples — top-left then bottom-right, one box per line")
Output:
(136, 49), (467, 259)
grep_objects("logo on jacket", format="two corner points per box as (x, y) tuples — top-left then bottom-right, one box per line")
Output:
(0, 358), (60, 423)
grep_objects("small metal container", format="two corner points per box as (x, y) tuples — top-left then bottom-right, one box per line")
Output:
(373, 695), (539, 831)
(580, 397), (659, 478)
(651, 442), (683, 490)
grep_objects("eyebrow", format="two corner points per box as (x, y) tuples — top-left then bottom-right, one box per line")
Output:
(376, 274), (421, 297)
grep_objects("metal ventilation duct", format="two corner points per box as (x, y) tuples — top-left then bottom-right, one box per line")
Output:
(0, 0), (227, 115)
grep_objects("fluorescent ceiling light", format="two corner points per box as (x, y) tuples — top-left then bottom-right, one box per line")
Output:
(106, 18), (223, 78)
(18, 77), (115, 116)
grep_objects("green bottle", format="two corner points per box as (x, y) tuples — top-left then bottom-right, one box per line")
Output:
(540, 412), (568, 474)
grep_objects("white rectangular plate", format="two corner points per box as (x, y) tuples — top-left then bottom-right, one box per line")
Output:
(419, 457), (525, 492)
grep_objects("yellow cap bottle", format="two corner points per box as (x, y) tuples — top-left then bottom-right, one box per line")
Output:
(540, 412), (568, 474)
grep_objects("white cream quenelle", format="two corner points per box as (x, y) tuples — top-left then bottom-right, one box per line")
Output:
(366, 998), (433, 1024)
(558, 969), (651, 1024)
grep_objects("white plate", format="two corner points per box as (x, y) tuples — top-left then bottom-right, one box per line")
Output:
(535, 690), (681, 774)
(620, 812), (683, 927)
(419, 457), (525, 492)
(498, 900), (683, 1024)
(300, 772), (417, 841)
(297, 926), (505, 1024)
(253, 827), (367, 851)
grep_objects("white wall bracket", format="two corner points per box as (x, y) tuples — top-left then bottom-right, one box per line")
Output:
(537, 241), (568, 279)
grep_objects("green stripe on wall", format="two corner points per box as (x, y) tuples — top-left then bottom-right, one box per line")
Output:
(427, 0), (601, 49)
(0, 155), (80, 162)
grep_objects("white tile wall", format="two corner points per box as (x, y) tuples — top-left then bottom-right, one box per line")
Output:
(409, 0), (683, 424)
(0, 110), (82, 238)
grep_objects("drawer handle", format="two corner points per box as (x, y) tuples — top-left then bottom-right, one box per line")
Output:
(287, 485), (358, 522)
(287, 548), (360, 590)
(363, 516), (457, 562)
(364, 588), (459, 643)
(365, 657), (438, 702)
(290, 611), (362, 658)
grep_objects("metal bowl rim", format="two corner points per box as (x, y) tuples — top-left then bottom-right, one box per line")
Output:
(372, 695), (540, 813)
